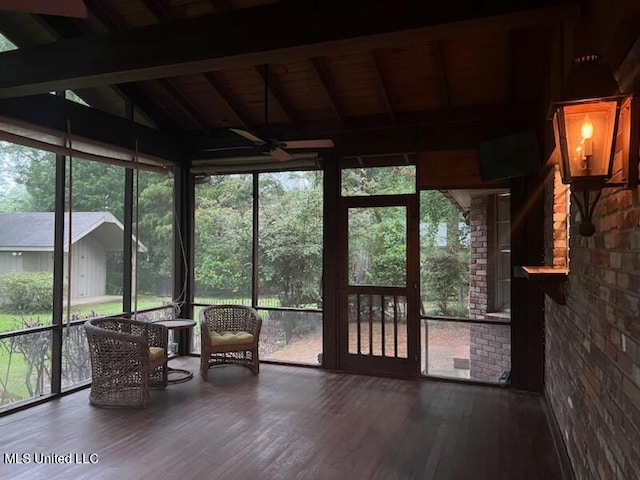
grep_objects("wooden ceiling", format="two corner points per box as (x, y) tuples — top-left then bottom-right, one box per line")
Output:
(0, 0), (580, 165)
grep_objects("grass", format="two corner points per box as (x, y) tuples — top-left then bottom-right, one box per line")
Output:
(0, 295), (170, 408)
(0, 296), (169, 333)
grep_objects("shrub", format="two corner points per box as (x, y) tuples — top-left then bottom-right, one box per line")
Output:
(0, 272), (54, 313)
(422, 251), (464, 316)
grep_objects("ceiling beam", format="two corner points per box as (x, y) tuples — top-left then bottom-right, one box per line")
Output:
(0, 1), (578, 98)
(210, 0), (231, 13)
(24, 8), (179, 131)
(255, 65), (299, 128)
(0, 94), (184, 162)
(369, 50), (395, 123)
(159, 78), (210, 131)
(141, 0), (172, 22)
(432, 40), (451, 109)
(190, 101), (541, 159)
(203, 72), (255, 128)
(310, 57), (345, 128)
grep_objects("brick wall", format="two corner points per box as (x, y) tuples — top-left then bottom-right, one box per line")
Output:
(470, 322), (511, 381)
(468, 194), (511, 382)
(469, 195), (489, 318)
(545, 169), (640, 479)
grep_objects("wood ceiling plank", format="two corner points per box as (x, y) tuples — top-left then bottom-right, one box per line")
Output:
(160, 78), (210, 130)
(432, 41), (451, 109)
(310, 57), (345, 128)
(0, 1), (578, 98)
(445, 31), (509, 107)
(93, 0), (214, 131)
(203, 71), (255, 127)
(369, 50), (395, 123)
(191, 101), (540, 158)
(255, 64), (298, 128)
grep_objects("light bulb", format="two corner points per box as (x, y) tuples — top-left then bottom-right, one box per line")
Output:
(581, 115), (593, 157)
(581, 115), (594, 139)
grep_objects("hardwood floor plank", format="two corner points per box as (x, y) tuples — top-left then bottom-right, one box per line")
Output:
(0, 360), (566, 480)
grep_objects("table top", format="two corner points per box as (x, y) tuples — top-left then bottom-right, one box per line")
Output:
(154, 318), (196, 329)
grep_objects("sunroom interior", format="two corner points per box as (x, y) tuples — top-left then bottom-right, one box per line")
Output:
(0, 1), (639, 479)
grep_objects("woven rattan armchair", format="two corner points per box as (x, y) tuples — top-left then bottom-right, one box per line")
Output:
(200, 305), (262, 380)
(85, 317), (169, 408)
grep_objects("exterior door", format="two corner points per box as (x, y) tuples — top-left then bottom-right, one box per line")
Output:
(338, 194), (419, 376)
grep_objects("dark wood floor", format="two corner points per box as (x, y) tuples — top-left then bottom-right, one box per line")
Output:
(0, 359), (567, 480)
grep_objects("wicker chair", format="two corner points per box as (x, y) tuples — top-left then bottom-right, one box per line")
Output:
(85, 317), (169, 408)
(200, 305), (262, 380)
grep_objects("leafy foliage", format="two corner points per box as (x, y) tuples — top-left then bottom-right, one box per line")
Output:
(422, 251), (465, 316)
(0, 272), (54, 313)
(258, 172), (323, 307)
(194, 175), (253, 297)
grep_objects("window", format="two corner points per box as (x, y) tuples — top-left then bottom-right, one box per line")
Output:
(193, 170), (323, 366)
(489, 193), (511, 313)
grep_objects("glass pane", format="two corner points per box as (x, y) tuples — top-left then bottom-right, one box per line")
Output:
(419, 190), (469, 318)
(341, 166), (416, 196)
(422, 320), (470, 379)
(62, 324), (91, 389)
(347, 294), (407, 358)
(191, 305), (204, 354)
(561, 101), (618, 178)
(258, 171), (323, 309)
(0, 144), (56, 332)
(135, 170), (174, 309)
(422, 319), (511, 384)
(349, 207), (406, 286)
(0, 330), (52, 411)
(260, 309), (322, 365)
(62, 159), (125, 319)
(194, 174), (253, 305)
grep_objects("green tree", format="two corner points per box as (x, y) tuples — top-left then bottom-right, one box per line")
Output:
(422, 250), (465, 315)
(258, 171), (323, 307)
(194, 175), (253, 297)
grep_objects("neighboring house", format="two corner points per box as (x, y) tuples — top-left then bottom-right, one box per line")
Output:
(0, 212), (146, 300)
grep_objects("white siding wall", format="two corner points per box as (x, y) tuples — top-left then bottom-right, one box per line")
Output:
(69, 237), (106, 299)
(0, 238), (108, 300)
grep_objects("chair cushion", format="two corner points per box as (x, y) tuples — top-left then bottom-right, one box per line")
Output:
(210, 331), (255, 347)
(149, 347), (165, 361)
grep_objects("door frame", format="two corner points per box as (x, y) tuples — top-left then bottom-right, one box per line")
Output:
(337, 193), (420, 377)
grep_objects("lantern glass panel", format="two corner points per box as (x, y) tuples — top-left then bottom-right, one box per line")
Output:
(561, 100), (618, 179)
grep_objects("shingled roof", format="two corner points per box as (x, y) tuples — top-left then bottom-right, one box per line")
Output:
(0, 212), (146, 251)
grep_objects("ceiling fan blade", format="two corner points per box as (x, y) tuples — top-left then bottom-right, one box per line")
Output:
(270, 147), (294, 162)
(0, 0), (87, 17)
(201, 146), (256, 152)
(229, 128), (266, 145)
(281, 139), (335, 149)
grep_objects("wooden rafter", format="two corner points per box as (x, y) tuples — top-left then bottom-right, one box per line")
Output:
(0, 1), (578, 98)
(29, 3), (176, 130)
(432, 40), (451, 109)
(506, 29), (516, 103)
(255, 65), (298, 128)
(0, 94), (183, 161)
(369, 50), (395, 123)
(310, 57), (345, 128)
(210, 0), (231, 13)
(160, 79), (210, 131)
(203, 72), (255, 128)
(193, 101), (540, 158)
(141, 0), (172, 22)
(91, 0), (211, 131)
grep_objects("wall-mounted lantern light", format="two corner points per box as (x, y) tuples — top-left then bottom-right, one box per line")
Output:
(550, 55), (633, 236)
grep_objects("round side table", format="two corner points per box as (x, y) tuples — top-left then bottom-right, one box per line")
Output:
(154, 318), (196, 383)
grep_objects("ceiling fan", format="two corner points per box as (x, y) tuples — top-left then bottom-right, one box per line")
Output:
(206, 65), (334, 161)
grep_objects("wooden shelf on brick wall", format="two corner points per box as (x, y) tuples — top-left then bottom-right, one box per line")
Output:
(520, 266), (568, 305)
